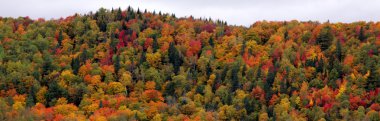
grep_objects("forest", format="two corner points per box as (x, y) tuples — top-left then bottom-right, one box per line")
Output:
(0, 7), (380, 121)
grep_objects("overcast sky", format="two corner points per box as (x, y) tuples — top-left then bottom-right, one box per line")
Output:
(0, 0), (379, 26)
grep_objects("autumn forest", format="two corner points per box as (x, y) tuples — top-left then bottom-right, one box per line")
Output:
(1, 7), (380, 121)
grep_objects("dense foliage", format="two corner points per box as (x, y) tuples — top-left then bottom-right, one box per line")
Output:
(1, 7), (380, 120)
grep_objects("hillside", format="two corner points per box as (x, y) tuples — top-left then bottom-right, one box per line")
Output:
(0, 7), (380, 120)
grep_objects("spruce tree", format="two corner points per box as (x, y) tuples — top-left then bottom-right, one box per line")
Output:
(116, 8), (122, 21)
(336, 40), (342, 61)
(316, 26), (333, 51)
(114, 54), (120, 74)
(71, 57), (80, 75)
(96, 8), (108, 32)
(168, 42), (182, 74)
(80, 49), (89, 63)
(359, 26), (366, 41)
(152, 36), (159, 52)
(58, 31), (63, 46)
(231, 63), (240, 92)
(209, 37), (214, 47)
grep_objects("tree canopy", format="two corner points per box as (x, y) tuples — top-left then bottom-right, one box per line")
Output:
(0, 7), (379, 121)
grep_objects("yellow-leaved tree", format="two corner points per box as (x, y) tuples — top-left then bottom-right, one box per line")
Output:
(107, 82), (126, 94)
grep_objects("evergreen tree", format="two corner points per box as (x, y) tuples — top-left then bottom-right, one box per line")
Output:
(58, 31), (63, 46)
(69, 84), (86, 106)
(367, 60), (379, 90)
(209, 37), (214, 47)
(114, 54), (121, 74)
(316, 26), (333, 51)
(127, 6), (131, 12)
(336, 40), (342, 61)
(256, 64), (262, 80)
(122, 21), (127, 30)
(129, 11), (135, 20)
(26, 85), (36, 107)
(97, 8), (108, 32)
(45, 81), (68, 106)
(168, 42), (182, 74)
(164, 81), (176, 97)
(284, 30), (289, 40)
(240, 40), (246, 55)
(221, 66), (228, 83)
(32, 67), (41, 81)
(139, 51), (146, 66)
(265, 67), (276, 101)
(99, 100), (103, 108)
(206, 62), (212, 78)
(152, 36), (159, 52)
(71, 57), (80, 75)
(116, 8), (122, 21)
(42, 53), (53, 76)
(358, 26), (366, 41)
(80, 49), (89, 63)
(316, 59), (324, 73)
(329, 68), (339, 89)
(230, 63), (240, 92)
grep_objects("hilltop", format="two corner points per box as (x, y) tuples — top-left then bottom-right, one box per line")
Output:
(0, 7), (380, 120)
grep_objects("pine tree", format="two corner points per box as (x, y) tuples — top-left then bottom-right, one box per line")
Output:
(336, 40), (342, 61)
(42, 53), (53, 76)
(316, 59), (324, 73)
(256, 64), (262, 80)
(221, 66), (228, 83)
(284, 30), (289, 40)
(99, 100), (103, 108)
(71, 57), (80, 74)
(139, 51), (146, 66)
(206, 62), (212, 78)
(127, 6), (131, 12)
(359, 26), (366, 41)
(164, 81), (176, 97)
(316, 26), (333, 51)
(26, 85), (36, 107)
(129, 11), (135, 20)
(169, 42), (182, 74)
(265, 67), (276, 101)
(152, 36), (159, 52)
(209, 37), (214, 47)
(114, 54), (120, 74)
(58, 31), (63, 46)
(80, 49), (89, 63)
(280, 79), (288, 94)
(32, 68), (41, 81)
(240, 40), (246, 55)
(96, 8), (108, 32)
(243, 97), (255, 114)
(116, 8), (122, 21)
(367, 60), (379, 90)
(231, 63), (240, 92)
(122, 21), (127, 30)
(45, 81), (68, 106)
(137, 8), (141, 15)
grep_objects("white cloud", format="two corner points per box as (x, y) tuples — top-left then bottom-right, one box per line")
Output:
(0, 0), (379, 26)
